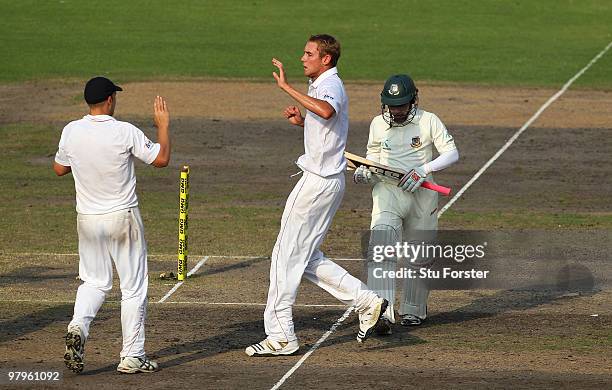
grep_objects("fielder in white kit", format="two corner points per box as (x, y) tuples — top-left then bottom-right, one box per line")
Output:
(353, 74), (459, 335)
(246, 34), (388, 357)
(53, 77), (170, 373)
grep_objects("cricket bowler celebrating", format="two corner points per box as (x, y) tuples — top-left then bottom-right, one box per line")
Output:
(246, 34), (388, 356)
(53, 77), (170, 373)
(353, 74), (459, 334)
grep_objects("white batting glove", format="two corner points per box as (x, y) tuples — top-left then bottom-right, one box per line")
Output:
(353, 165), (373, 184)
(398, 165), (427, 192)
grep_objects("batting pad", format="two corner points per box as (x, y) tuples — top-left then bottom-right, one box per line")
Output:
(399, 230), (437, 319)
(366, 225), (401, 322)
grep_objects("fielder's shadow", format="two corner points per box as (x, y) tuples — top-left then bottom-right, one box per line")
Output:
(0, 266), (75, 287)
(0, 304), (73, 344)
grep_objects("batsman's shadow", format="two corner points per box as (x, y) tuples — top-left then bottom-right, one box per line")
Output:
(320, 284), (600, 352)
(425, 284), (599, 328)
(304, 311), (427, 353)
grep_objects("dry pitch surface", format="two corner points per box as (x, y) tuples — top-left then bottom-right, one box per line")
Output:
(1, 80), (611, 389)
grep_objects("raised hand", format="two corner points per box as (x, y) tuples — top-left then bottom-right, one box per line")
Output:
(272, 58), (288, 89)
(153, 95), (169, 129)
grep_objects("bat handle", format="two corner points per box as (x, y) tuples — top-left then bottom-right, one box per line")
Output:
(422, 181), (452, 196)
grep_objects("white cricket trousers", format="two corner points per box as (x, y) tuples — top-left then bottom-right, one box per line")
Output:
(69, 207), (149, 358)
(264, 170), (378, 343)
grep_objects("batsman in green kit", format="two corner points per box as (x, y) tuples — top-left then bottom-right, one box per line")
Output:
(353, 74), (459, 334)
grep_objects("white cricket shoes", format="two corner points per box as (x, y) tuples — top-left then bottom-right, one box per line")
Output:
(245, 338), (299, 357)
(64, 324), (85, 373)
(357, 297), (389, 343)
(117, 356), (159, 374)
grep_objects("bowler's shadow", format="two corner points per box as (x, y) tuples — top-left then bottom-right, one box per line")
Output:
(80, 309), (344, 375)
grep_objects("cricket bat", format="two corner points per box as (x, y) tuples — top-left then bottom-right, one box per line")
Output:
(344, 151), (452, 196)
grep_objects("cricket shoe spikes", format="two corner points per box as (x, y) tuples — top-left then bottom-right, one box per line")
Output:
(245, 338), (299, 357)
(64, 324), (85, 373)
(357, 297), (389, 343)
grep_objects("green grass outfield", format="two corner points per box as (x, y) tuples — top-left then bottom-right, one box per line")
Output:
(1, 0), (611, 87)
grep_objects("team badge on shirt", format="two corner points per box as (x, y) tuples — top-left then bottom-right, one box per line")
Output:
(145, 139), (153, 149)
(411, 136), (422, 148)
(382, 139), (391, 150)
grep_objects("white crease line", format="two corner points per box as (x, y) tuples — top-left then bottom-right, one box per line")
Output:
(438, 40), (612, 217)
(206, 255), (267, 259)
(271, 40), (612, 390)
(0, 252), (366, 261)
(157, 256), (208, 303)
(0, 252), (81, 257)
(271, 307), (353, 390)
(157, 282), (183, 304)
(0, 298), (344, 308)
(0, 299), (78, 304)
(0, 252), (250, 258)
(187, 257), (208, 277)
(159, 301), (345, 308)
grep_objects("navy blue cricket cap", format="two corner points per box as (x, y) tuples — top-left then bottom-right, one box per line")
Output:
(84, 76), (123, 104)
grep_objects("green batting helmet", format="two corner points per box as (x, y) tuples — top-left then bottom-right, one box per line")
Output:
(381, 74), (417, 106)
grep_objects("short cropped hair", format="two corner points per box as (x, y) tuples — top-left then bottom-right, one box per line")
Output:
(86, 93), (114, 108)
(308, 34), (341, 67)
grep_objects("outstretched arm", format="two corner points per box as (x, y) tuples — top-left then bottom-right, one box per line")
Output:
(272, 58), (335, 120)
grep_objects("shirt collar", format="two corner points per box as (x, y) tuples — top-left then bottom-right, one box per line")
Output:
(309, 67), (338, 89)
(84, 114), (116, 122)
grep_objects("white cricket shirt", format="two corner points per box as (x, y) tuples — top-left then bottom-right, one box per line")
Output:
(366, 109), (456, 174)
(296, 67), (348, 177)
(55, 115), (160, 214)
